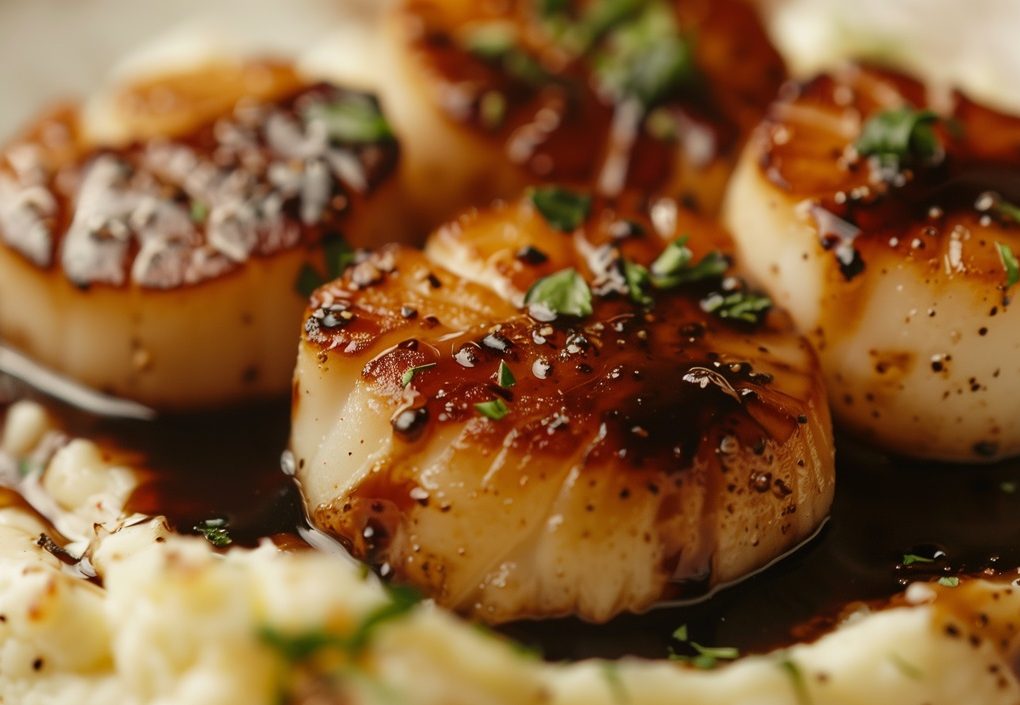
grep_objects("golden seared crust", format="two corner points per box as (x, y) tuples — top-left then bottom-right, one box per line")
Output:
(726, 64), (1020, 459)
(757, 65), (1020, 291)
(293, 194), (834, 622)
(397, 0), (785, 211)
(0, 82), (398, 290)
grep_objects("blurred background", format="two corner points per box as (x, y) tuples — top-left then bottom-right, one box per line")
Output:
(2, 0), (1019, 140)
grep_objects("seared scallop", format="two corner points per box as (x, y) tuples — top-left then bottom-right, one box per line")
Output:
(0, 61), (404, 409)
(290, 190), (834, 623)
(305, 0), (785, 226)
(724, 64), (1020, 461)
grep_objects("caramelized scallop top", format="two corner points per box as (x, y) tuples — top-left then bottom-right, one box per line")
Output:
(0, 81), (398, 290)
(757, 65), (1020, 289)
(399, 0), (784, 205)
(303, 195), (815, 476)
(292, 192), (833, 620)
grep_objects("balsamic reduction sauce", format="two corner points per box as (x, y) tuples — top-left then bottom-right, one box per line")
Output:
(2, 373), (1019, 661)
(0, 375), (304, 547)
(502, 437), (1020, 660)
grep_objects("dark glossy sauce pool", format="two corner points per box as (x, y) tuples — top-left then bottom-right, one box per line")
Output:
(2, 373), (1018, 662)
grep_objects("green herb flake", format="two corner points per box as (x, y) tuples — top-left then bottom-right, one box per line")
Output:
(535, 0), (569, 16)
(305, 94), (394, 144)
(996, 200), (1020, 223)
(497, 360), (517, 388)
(475, 398), (510, 421)
(571, 0), (640, 53)
(700, 290), (772, 325)
(259, 627), (342, 663)
(645, 107), (678, 141)
(260, 584), (421, 663)
(600, 661), (629, 704)
(524, 268), (594, 318)
(529, 186), (592, 232)
(855, 107), (941, 167)
(190, 201), (209, 223)
(1001, 480), (1017, 494)
(463, 23), (550, 86)
(650, 236), (729, 287)
(902, 553), (934, 566)
(622, 259), (653, 306)
(324, 236), (356, 280)
(937, 576), (961, 588)
(651, 236), (692, 277)
(402, 363), (437, 388)
(995, 242), (1019, 288)
(889, 653), (924, 680)
(593, 2), (694, 107)
(194, 518), (232, 547)
(295, 237), (356, 297)
(463, 22), (518, 59)
(777, 655), (812, 705)
(669, 624), (739, 669)
(296, 264), (325, 298)
(346, 584), (421, 654)
(479, 90), (508, 130)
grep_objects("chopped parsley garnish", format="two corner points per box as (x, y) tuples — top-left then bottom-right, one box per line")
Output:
(776, 655), (812, 705)
(497, 360), (517, 388)
(296, 265), (323, 298)
(194, 518), (232, 547)
(324, 236), (357, 279)
(259, 627), (340, 663)
(306, 93), (394, 143)
(525, 268), (594, 318)
(889, 653), (923, 680)
(650, 236), (729, 287)
(463, 23), (550, 86)
(700, 290), (772, 325)
(260, 584), (420, 662)
(600, 661), (629, 705)
(593, 2), (694, 107)
(575, 0), (645, 49)
(855, 107), (941, 167)
(463, 22), (517, 59)
(622, 259), (653, 306)
(535, 0), (569, 16)
(996, 199), (1020, 223)
(995, 242), (1019, 288)
(295, 236), (357, 297)
(937, 576), (960, 587)
(669, 624), (740, 669)
(401, 363), (437, 388)
(902, 553), (934, 566)
(1001, 480), (1017, 494)
(475, 398), (510, 420)
(479, 90), (508, 130)
(645, 107), (678, 140)
(190, 201), (209, 223)
(345, 584), (421, 653)
(17, 458), (37, 477)
(529, 186), (592, 231)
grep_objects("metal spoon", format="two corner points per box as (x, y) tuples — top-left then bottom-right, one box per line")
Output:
(0, 343), (157, 421)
